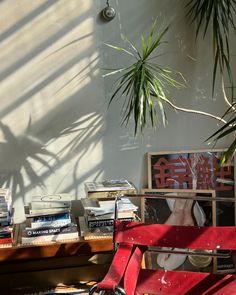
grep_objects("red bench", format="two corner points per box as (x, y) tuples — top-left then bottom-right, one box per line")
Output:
(90, 220), (236, 295)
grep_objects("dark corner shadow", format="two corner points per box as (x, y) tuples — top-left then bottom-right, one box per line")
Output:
(0, 119), (58, 202)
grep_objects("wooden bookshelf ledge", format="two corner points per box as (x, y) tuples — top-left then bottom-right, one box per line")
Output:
(0, 223), (113, 293)
(0, 237), (113, 262)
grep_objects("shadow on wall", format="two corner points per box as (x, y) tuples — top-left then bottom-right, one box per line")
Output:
(0, 110), (105, 205)
(0, 119), (58, 203)
(0, 0), (107, 206)
(0, 0), (200, 212)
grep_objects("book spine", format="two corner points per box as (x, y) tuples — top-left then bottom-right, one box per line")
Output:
(85, 212), (135, 220)
(0, 216), (12, 226)
(29, 208), (69, 215)
(85, 181), (135, 192)
(87, 218), (133, 229)
(0, 203), (8, 210)
(22, 224), (78, 237)
(21, 232), (79, 244)
(32, 212), (70, 222)
(0, 212), (9, 218)
(0, 231), (11, 238)
(86, 189), (136, 199)
(0, 237), (12, 244)
(30, 219), (71, 229)
(30, 201), (71, 210)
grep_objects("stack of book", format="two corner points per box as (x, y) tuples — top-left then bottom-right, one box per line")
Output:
(22, 194), (79, 245)
(84, 179), (136, 199)
(80, 197), (138, 240)
(0, 188), (13, 246)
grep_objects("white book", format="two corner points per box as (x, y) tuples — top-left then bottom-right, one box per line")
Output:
(29, 208), (70, 216)
(30, 219), (71, 229)
(30, 194), (72, 210)
(21, 232), (79, 244)
(84, 179), (135, 192)
(82, 197), (138, 217)
(0, 204), (10, 214)
(0, 211), (10, 218)
(85, 211), (135, 220)
(79, 217), (113, 240)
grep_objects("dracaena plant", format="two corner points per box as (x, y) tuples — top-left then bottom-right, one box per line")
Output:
(104, 21), (226, 135)
(104, 21), (185, 134)
(186, 0), (236, 163)
(186, 0), (236, 96)
(207, 102), (236, 164)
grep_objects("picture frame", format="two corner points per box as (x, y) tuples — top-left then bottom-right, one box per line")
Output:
(140, 188), (235, 273)
(146, 149), (235, 225)
(141, 188), (217, 225)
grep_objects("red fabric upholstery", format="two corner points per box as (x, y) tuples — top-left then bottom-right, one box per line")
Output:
(97, 243), (133, 290)
(135, 269), (235, 295)
(115, 220), (236, 250)
(214, 279), (236, 294)
(93, 220), (236, 294)
(124, 246), (146, 295)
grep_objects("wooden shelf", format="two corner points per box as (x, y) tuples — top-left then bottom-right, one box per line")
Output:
(0, 223), (113, 292)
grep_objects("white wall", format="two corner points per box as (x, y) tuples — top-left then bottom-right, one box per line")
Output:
(0, 0), (234, 222)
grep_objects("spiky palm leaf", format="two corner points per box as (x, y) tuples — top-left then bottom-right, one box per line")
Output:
(104, 21), (184, 134)
(207, 102), (236, 164)
(186, 0), (236, 96)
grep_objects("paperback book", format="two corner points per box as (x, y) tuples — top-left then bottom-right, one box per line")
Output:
(30, 194), (72, 210)
(82, 197), (138, 216)
(0, 229), (12, 239)
(87, 190), (136, 199)
(30, 219), (71, 229)
(26, 212), (71, 228)
(31, 212), (71, 223)
(21, 232), (79, 244)
(79, 217), (113, 240)
(0, 237), (12, 244)
(86, 217), (134, 229)
(84, 179), (136, 193)
(22, 223), (78, 237)
(28, 207), (70, 216)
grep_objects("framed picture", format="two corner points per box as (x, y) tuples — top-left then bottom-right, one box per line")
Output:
(140, 189), (235, 273)
(146, 149), (235, 226)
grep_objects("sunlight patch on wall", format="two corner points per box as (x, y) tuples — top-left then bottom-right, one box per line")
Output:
(0, 0), (95, 133)
(0, 0), (107, 210)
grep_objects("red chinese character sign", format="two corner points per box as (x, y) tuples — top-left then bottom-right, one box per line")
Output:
(147, 150), (236, 273)
(147, 150), (234, 193)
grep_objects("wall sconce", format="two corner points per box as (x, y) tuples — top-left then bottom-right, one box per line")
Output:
(102, 0), (116, 21)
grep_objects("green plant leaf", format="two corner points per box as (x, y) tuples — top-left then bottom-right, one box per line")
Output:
(104, 21), (184, 134)
(186, 0), (236, 95)
(104, 43), (135, 58)
(220, 139), (236, 165)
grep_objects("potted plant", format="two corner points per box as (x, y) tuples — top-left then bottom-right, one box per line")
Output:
(105, 0), (236, 163)
(104, 20), (226, 135)
(186, 0), (236, 163)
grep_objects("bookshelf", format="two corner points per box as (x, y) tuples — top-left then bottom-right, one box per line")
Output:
(0, 223), (113, 292)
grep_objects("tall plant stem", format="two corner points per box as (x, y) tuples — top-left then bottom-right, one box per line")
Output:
(159, 96), (227, 124)
(221, 76), (236, 113)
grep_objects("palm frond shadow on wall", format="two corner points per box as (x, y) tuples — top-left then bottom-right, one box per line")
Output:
(0, 119), (58, 201)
